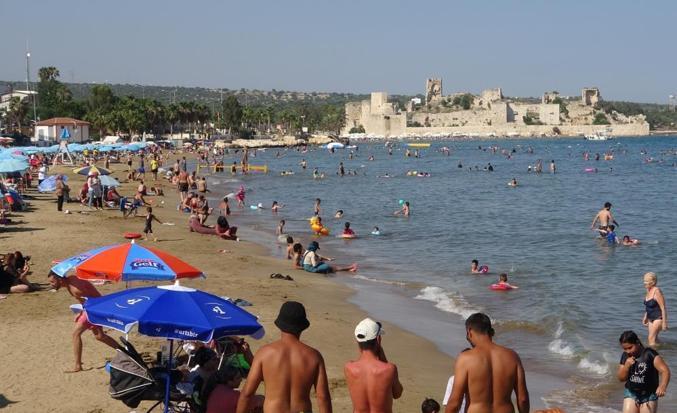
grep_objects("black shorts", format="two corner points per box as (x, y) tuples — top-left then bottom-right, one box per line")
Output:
(179, 183), (189, 192)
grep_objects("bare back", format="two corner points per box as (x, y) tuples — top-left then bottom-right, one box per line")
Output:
(345, 357), (398, 413)
(449, 343), (527, 413)
(255, 339), (327, 413)
(66, 277), (101, 303)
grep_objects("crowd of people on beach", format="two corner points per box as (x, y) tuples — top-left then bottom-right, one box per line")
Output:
(2, 140), (674, 413)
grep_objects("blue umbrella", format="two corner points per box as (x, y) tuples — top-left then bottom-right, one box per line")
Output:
(84, 283), (264, 412)
(38, 175), (68, 193)
(44, 145), (60, 154)
(83, 283), (265, 342)
(0, 158), (29, 173)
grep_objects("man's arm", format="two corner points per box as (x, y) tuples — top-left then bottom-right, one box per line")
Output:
(236, 351), (264, 413)
(590, 213), (599, 229)
(445, 356), (468, 413)
(314, 354), (332, 413)
(514, 354), (530, 413)
(654, 355), (671, 397)
(391, 365), (403, 399)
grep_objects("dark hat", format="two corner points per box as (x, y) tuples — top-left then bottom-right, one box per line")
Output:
(274, 301), (310, 335)
(307, 241), (320, 252)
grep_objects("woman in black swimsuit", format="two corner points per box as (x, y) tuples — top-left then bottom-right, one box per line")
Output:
(643, 272), (668, 347)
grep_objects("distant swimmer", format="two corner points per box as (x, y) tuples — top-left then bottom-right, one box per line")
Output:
(314, 198), (321, 215)
(490, 273), (519, 291)
(622, 235), (640, 246)
(550, 160), (556, 174)
(471, 259), (489, 274)
(334, 209), (344, 219)
(591, 201), (619, 232)
(394, 201), (410, 217)
(272, 201), (284, 213)
(371, 226), (381, 236)
(508, 178), (518, 187)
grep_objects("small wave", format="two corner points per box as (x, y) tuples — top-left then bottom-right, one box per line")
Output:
(577, 357), (609, 376)
(352, 274), (407, 286)
(548, 339), (576, 358)
(414, 286), (480, 319)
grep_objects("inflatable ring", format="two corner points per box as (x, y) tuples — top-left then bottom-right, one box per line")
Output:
(490, 283), (514, 291)
(479, 265), (489, 273)
(319, 227), (330, 236)
(311, 224), (323, 232)
(124, 232), (142, 239)
(341, 233), (357, 239)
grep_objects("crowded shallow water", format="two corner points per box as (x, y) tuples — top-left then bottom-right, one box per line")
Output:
(205, 136), (676, 412)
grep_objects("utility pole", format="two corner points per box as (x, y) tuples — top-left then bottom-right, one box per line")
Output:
(26, 46), (37, 127)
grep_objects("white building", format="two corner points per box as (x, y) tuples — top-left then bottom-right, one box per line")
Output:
(33, 117), (90, 144)
(0, 90), (37, 113)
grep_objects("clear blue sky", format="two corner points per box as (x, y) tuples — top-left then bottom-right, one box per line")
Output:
(1, 0), (675, 103)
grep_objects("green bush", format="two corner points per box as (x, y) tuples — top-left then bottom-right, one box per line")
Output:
(349, 125), (365, 133)
(592, 113), (610, 125)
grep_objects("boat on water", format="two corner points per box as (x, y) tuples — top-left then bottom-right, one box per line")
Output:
(407, 143), (431, 148)
(584, 133), (613, 141)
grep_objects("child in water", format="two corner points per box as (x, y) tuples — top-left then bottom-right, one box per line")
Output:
(471, 259), (489, 274)
(334, 209), (344, 219)
(495, 273), (518, 289)
(606, 224), (619, 244)
(371, 226), (380, 235)
(342, 222), (356, 237)
(285, 236), (294, 259)
(622, 235), (640, 246)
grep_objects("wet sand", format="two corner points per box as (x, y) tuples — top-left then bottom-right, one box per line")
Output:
(0, 157), (453, 412)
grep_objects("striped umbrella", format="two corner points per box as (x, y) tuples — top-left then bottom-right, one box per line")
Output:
(73, 165), (111, 176)
(51, 242), (205, 282)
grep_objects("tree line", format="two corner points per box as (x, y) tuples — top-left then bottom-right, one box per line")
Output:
(1, 66), (348, 138)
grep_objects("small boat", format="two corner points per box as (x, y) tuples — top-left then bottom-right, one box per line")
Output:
(407, 143), (431, 148)
(584, 133), (612, 141)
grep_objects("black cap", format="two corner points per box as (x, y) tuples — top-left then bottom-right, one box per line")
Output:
(274, 301), (310, 335)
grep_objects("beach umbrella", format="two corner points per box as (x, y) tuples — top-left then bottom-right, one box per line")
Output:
(0, 158), (29, 173)
(99, 175), (120, 187)
(38, 175), (68, 193)
(51, 242), (204, 282)
(42, 145), (59, 154)
(67, 143), (83, 152)
(83, 282), (264, 413)
(73, 165), (111, 176)
(0, 150), (28, 160)
(125, 143), (143, 152)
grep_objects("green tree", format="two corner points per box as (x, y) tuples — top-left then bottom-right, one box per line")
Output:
(4, 96), (30, 131)
(222, 96), (243, 134)
(36, 66), (76, 120)
(85, 85), (118, 138)
(592, 112), (610, 125)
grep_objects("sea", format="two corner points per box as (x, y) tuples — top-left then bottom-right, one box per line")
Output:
(201, 136), (676, 412)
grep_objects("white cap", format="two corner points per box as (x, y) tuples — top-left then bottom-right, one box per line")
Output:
(354, 318), (384, 342)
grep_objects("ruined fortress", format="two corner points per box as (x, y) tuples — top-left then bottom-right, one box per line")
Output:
(342, 79), (649, 137)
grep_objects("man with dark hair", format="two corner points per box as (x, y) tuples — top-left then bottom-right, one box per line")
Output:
(445, 313), (529, 413)
(345, 318), (403, 413)
(237, 301), (332, 413)
(591, 201), (619, 231)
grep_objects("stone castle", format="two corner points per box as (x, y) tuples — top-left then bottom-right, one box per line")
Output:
(342, 80), (649, 137)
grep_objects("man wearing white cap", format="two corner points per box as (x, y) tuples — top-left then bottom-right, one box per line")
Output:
(344, 318), (403, 413)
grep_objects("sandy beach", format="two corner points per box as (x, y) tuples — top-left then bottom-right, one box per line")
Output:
(0, 156), (453, 412)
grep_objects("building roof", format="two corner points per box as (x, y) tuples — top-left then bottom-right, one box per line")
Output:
(35, 117), (90, 126)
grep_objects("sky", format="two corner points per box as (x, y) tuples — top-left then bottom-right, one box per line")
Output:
(1, 0), (675, 103)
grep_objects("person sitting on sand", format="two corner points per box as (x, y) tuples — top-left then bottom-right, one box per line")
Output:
(285, 236), (294, 259)
(302, 241), (357, 274)
(343, 222), (356, 237)
(48, 272), (119, 372)
(0, 254), (33, 294)
(291, 243), (304, 269)
(495, 273), (519, 289)
(622, 235), (640, 246)
(215, 216), (237, 240)
(202, 364), (263, 413)
(106, 186), (121, 204)
(197, 195), (212, 225)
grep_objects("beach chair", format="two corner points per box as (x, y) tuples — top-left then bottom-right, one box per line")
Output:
(109, 337), (187, 412)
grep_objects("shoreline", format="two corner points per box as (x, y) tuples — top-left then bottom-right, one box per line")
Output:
(0, 156), (453, 412)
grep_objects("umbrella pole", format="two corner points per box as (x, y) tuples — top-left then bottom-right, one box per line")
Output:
(163, 339), (173, 413)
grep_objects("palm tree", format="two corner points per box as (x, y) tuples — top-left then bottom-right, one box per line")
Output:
(6, 97), (30, 131)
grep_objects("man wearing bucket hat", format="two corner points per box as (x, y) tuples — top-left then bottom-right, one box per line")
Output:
(237, 301), (332, 413)
(344, 318), (403, 413)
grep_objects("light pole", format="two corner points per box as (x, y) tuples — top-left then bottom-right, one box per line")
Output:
(26, 51), (37, 126)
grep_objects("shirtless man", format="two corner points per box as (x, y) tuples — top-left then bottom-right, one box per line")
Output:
(47, 272), (119, 372)
(445, 313), (529, 413)
(237, 301), (332, 413)
(345, 318), (403, 413)
(591, 202), (619, 231)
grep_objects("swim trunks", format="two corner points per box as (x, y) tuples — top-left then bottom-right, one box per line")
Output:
(75, 311), (99, 331)
(179, 183), (189, 192)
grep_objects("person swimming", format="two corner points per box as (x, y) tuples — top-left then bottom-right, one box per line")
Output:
(622, 235), (640, 246)
(493, 273), (518, 289)
(335, 209), (344, 219)
(508, 178), (518, 187)
(471, 259), (489, 274)
(342, 222), (356, 237)
(371, 226), (380, 236)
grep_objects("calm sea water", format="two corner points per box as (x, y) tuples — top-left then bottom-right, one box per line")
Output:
(204, 137), (676, 412)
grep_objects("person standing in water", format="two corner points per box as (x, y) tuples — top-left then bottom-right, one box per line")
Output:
(617, 330), (670, 413)
(643, 272), (668, 347)
(591, 201), (619, 231)
(394, 201), (410, 217)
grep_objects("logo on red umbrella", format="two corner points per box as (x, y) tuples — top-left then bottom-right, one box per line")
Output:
(129, 259), (166, 271)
